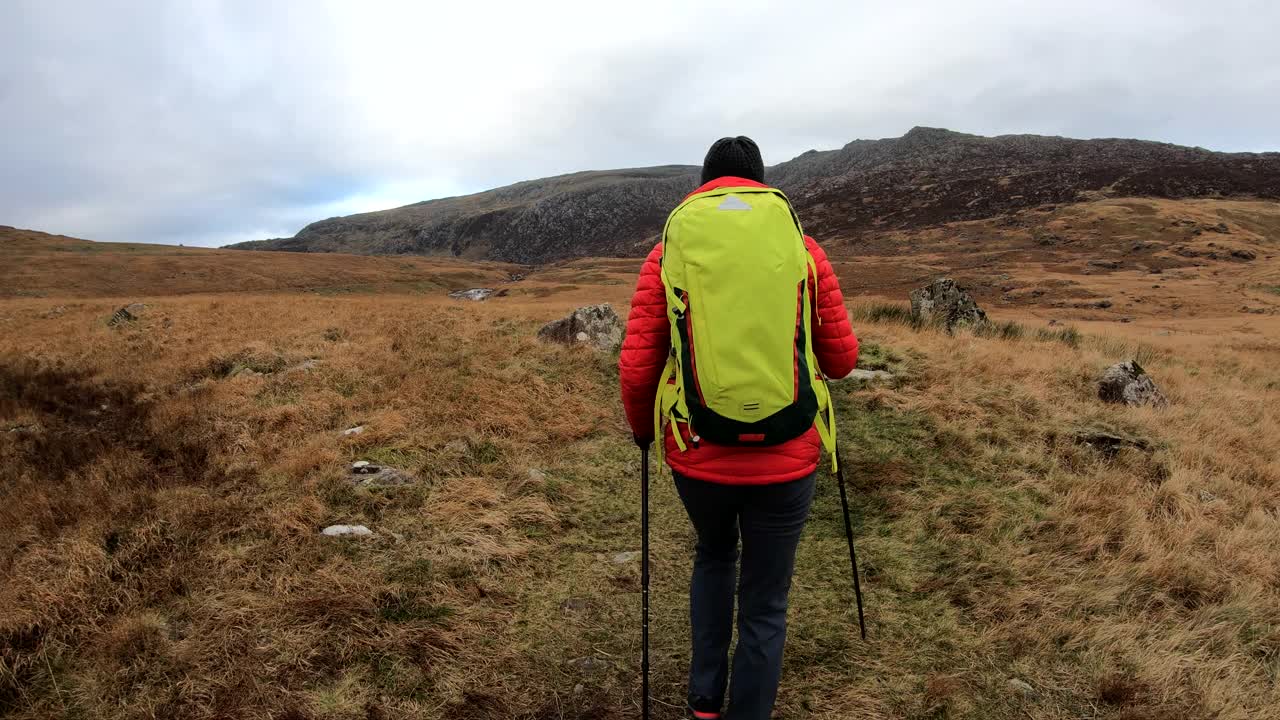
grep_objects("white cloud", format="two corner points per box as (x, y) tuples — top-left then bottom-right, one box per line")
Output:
(1, 0), (1277, 246)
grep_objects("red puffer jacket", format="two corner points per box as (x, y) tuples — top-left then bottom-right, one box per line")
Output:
(618, 177), (859, 485)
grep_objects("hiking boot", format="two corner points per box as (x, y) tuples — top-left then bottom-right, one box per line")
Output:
(688, 695), (723, 719)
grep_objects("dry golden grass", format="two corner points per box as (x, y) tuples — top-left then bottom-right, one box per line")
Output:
(1, 226), (519, 298)
(2, 209), (1279, 718)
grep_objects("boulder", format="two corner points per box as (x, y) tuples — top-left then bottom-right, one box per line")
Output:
(909, 278), (987, 330)
(538, 304), (622, 351)
(449, 288), (495, 301)
(107, 303), (146, 326)
(1098, 360), (1168, 407)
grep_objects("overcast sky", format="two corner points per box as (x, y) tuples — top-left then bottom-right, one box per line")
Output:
(2, 1), (1278, 247)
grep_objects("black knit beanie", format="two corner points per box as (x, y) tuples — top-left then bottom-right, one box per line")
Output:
(701, 136), (765, 185)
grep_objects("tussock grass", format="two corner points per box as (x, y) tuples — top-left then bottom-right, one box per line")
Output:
(851, 300), (1083, 348)
(1, 283), (1277, 719)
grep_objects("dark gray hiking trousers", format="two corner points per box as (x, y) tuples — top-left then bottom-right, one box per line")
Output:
(673, 471), (816, 720)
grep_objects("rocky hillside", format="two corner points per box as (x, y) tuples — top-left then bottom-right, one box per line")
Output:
(227, 128), (1280, 264)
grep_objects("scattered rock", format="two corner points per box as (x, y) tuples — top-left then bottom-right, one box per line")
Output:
(846, 368), (895, 382)
(342, 425), (366, 436)
(449, 288), (495, 301)
(1007, 678), (1038, 700)
(349, 462), (418, 487)
(107, 303), (146, 326)
(909, 278), (988, 330)
(321, 524), (373, 537)
(1205, 222), (1230, 233)
(1088, 259), (1121, 270)
(1148, 267), (1163, 274)
(1047, 319), (1061, 326)
(1240, 306), (1267, 315)
(538, 304), (622, 351)
(527, 468), (547, 483)
(568, 656), (613, 675)
(1230, 248), (1257, 261)
(610, 551), (640, 565)
(1098, 360), (1168, 408)
(1093, 300), (1113, 309)
(1074, 428), (1152, 457)
(285, 359), (319, 374)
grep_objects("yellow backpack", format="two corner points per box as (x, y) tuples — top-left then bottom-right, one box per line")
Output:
(653, 184), (837, 469)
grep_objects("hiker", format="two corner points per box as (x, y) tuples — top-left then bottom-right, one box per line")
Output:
(619, 136), (859, 720)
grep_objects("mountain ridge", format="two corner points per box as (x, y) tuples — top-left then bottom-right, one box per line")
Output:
(226, 127), (1280, 264)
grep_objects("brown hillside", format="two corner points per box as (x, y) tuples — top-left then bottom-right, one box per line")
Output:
(225, 128), (1280, 264)
(1, 226), (520, 299)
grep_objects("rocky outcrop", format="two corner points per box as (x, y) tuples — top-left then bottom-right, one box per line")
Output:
(910, 278), (988, 330)
(1098, 360), (1168, 407)
(226, 128), (1280, 264)
(449, 288), (495, 301)
(537, 304), (622, 351)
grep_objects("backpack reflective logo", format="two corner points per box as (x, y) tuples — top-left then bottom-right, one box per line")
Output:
(716, 195), (752, 211)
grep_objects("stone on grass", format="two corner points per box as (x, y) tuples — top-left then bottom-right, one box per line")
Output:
(846, 368), (894, 382)
(321, 524), (373, 537)
(560, 597), (590, 614)
(538, 304), (622, 351)
(107, 303), (146, 326)
(349, 462), (418, 487)
(1007, 678), (1038, 699)
(1098, 360), (1168, 408)
(342, 425), (366, 436)
(568, 656), (612, 675)
(610, 551), (640, 565)
(909, 278), (987, 330)
(1074, 428), (1151, 457)
(449, 288), (495, 301)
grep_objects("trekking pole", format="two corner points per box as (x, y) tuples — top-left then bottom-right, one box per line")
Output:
(835, 448), (867, 640)
(640, 446), (651, 720)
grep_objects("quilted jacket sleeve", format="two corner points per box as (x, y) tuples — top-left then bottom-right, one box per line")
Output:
(805, 236), (859, 378)
(618, 243), (670, 440)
